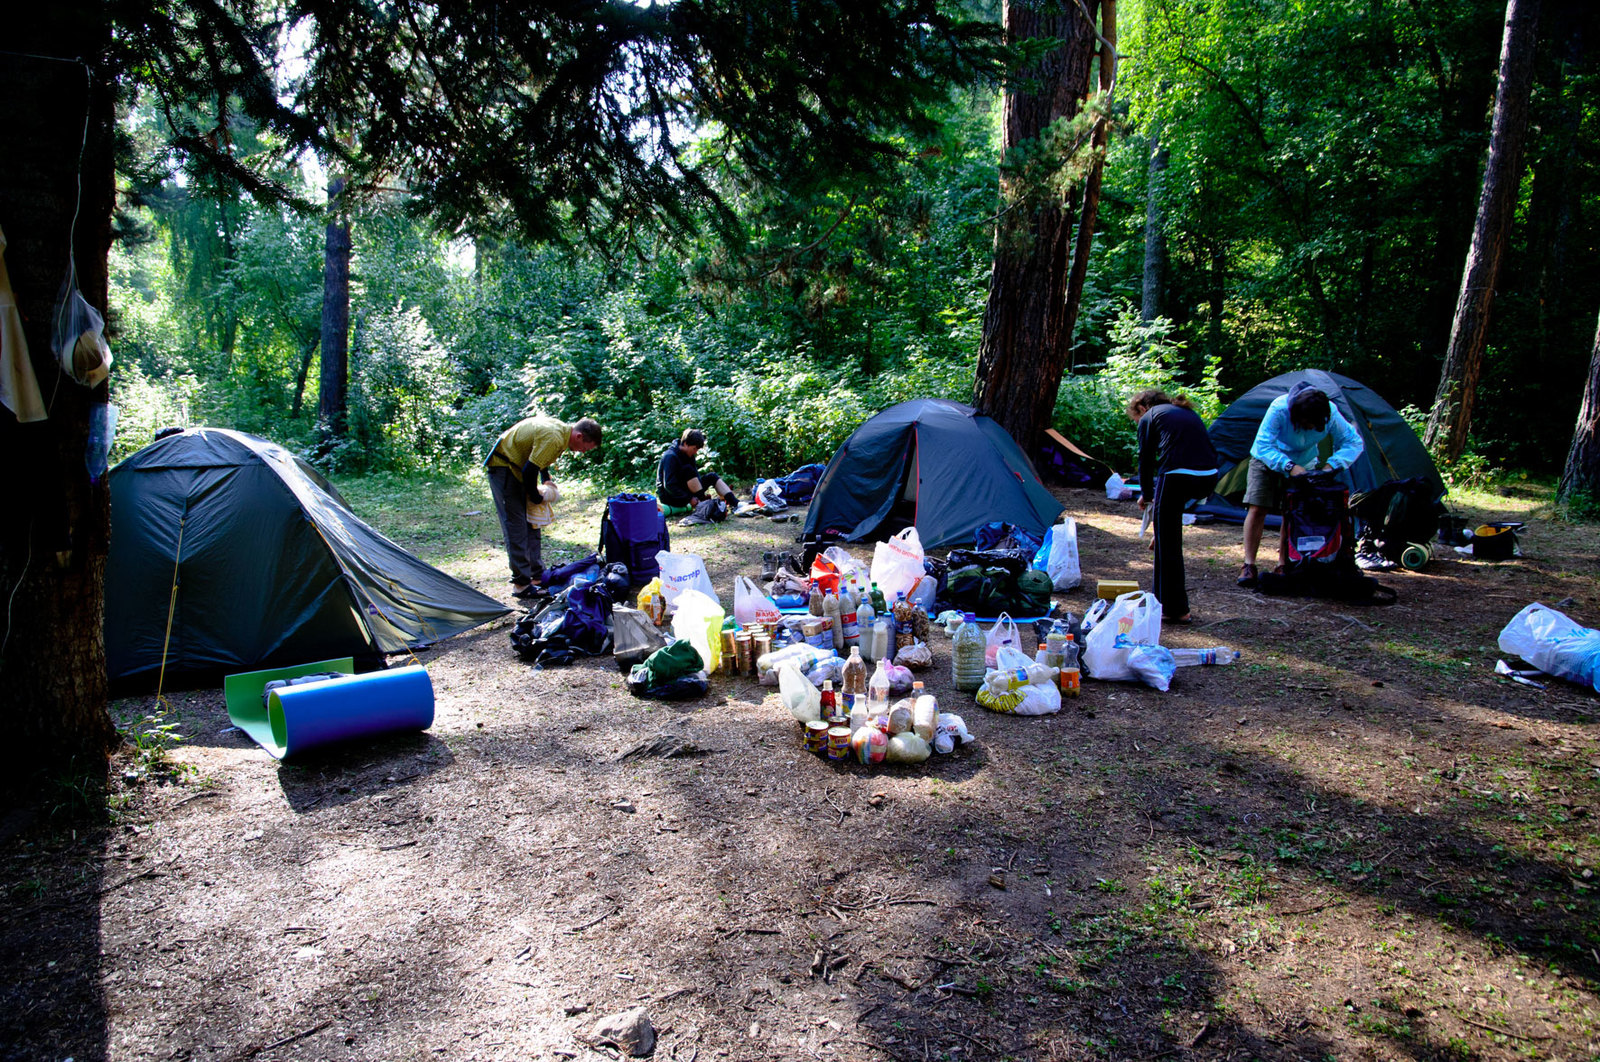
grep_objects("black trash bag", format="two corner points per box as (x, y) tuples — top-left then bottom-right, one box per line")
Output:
(510, 581), (613, 666)
(626, 664), (710, 700)
(946, 547), (1030, 575)
(600, 562), (633, 603)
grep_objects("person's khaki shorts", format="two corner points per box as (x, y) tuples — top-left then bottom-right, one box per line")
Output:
(1242, 458), (1286, 513)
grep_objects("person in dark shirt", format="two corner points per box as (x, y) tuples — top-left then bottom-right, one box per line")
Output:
(656, 429), (739, 514)
(1129, 389), (1220, 624)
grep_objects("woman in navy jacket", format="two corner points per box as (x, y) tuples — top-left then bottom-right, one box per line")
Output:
(1128, 389), (1219, 624)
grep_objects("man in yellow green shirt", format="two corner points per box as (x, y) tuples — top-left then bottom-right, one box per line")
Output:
(485, 415), (602, 599)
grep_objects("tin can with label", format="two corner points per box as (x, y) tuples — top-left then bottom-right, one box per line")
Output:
(753, 632), (773, 662)
(735, 633), (754, 675)
(720, 630), (738, 673)
(825, 726), (852, 760)
(804, 720), (830, 753)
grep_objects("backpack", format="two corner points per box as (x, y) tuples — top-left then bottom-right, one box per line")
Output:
(768, 462), (827, 505)
(1282, 471), (1349, 565)
(1258, 472), (1396, 604)
(1352, 477), (1445, 562)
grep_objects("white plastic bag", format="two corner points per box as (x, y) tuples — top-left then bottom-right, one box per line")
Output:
(984, 613), (1021, 668)
(976, 680), (1062, 715)
(1033, 520), (1081, 591)
(1499, 603), (1600, 692)
(871, 527), (926, 602)
(779, 663), (823, 722)
(52, 261), (111, 388)
(1105, 472), (1132, 500)
(754, 479), (787, 510)
(821, 545), (862, 583)
(1082, 591), (1164, 684)
(656, 550), (717, 608)
(734, 575), (783, 627)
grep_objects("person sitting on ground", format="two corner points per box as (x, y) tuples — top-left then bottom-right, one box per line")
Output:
(1128, 389), (1219, 625)
(485, 414), (602, 600)
(1238, 382), (1363, 587)
(656, 429), (739, 516)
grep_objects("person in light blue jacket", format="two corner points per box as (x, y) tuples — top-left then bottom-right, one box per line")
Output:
(1237, 382), (1364, 586)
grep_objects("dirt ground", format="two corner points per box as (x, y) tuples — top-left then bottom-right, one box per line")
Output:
(5, 480), (1600, 1062)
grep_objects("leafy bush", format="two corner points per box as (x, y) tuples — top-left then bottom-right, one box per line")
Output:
(1054, 305), (1224, 470)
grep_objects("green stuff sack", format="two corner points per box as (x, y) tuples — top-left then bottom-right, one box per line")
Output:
(978, 566), (1018, 615)
(944, 565), (985, 610)
(1015, 569), (1054, 615)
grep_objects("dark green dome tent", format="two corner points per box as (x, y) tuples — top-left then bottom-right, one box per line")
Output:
(802, 398), (1063, 549)
(1198, 369), (1444, 523)
(106, 428), (509, 687)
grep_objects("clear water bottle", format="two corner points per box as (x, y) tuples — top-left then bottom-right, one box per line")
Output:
(867, 657), (891, 715)
(952, 612), (986, 693)
(857, 597), (877, 662)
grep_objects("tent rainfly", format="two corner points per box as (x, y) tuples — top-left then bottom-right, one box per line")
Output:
(106, 428), (509, 686)
(1199, 369), (1445, 523)
(802, 398), (1064, 550)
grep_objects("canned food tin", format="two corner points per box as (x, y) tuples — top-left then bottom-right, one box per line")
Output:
(753, 632), (773, 661)
(735, 633), (754, 674)
(825, 726), (852, 760)
(804, 720), (830, 753)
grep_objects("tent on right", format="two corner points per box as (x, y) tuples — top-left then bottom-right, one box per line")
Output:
(1197, 369), (1445, 524)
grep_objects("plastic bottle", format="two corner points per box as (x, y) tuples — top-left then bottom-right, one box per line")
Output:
(870, 582), (887, 614)
(841, 645), (868, 695)
(841, 588), (861, 649)
(1059, 633), (1081, 698)
(820, 680), (839, 723)
(984, 662), (1059, 693)
(952, 612), (986, 693)
(893, 593), (916, 649)
(857, 597), (877, 662)
(824, 591), (844, 652)
(1170, 647), (1242, 667)
(867, 657), (892, 715)
(809, 585), (824, 617)
(912, 682), (937, 742)
(869, 618), (891, 664)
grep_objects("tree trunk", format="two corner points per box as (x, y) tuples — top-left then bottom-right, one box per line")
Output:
(1423, 0), (1542, 460)
(318, 174), (351, 438)
(1141, 127), (1168, 324)
(972, 0), (1099, 456)
(291, 334), (321, 418)
(1559, 308), (1600, 502)
(0, 10), (119, 780)
(1062, 0), (1118, 365)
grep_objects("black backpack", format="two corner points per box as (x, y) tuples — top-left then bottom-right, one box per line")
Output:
(1352, 477), (1445, 562)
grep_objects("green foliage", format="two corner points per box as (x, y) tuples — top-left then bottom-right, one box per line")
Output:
(1053, 304), (1225, 470)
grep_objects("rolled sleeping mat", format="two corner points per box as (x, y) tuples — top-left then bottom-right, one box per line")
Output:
(225, 657), (355, 754)
(225, 660), (434, 759)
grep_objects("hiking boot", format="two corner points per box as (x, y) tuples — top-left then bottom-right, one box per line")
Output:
(761, 551), (779, 581)
(1236, 563), (1259, 587)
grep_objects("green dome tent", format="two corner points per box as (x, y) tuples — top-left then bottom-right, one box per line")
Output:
(106, 428), (509, 687)
(801, 398), (1063, 550)
(1198, 369), (1444, 523)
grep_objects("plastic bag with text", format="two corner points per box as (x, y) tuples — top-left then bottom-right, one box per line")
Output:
(733, 575), (783, 627)
(656, 551), (717, 608)
(1082, 591), (1164, 685)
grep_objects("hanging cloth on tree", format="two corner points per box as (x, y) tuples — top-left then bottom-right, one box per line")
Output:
(0, 224), (47, 423)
